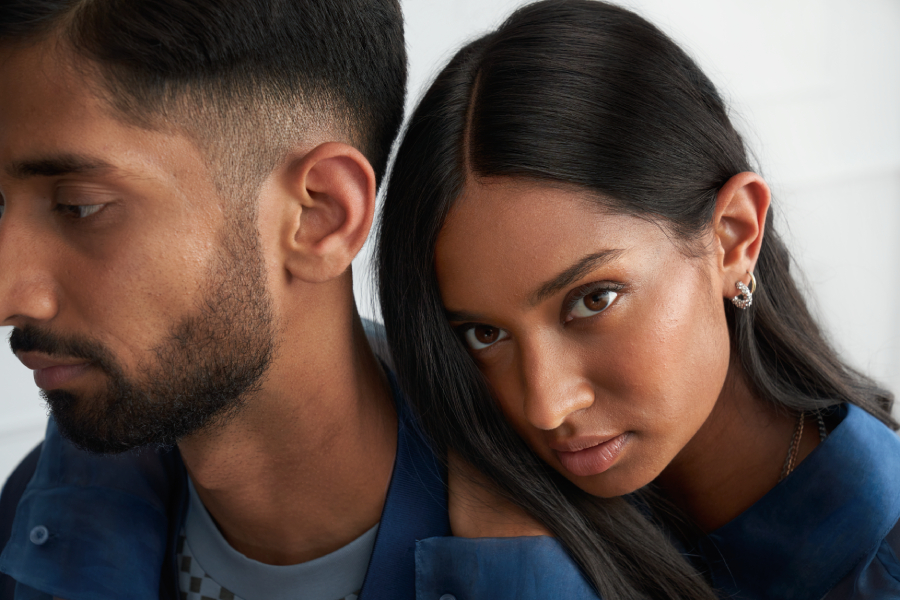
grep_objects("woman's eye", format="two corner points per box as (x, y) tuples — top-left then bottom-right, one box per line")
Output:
(568, 289), (617, 320)
(56, 204), (105, 219)
(463, 324), (509, 350)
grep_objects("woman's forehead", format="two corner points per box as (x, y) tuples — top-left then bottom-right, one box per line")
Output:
(439, 179), (651, 256)
(434, 179), (673, 308)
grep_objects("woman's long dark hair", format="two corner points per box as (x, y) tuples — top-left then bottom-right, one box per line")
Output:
(377, 1), (896, 598)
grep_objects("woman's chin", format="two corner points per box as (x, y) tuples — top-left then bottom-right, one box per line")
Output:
(560, 465), (653, 499)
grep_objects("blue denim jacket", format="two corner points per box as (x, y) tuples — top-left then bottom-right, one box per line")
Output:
(692, 404), (900, 599)
(0, 374), (597, 600)
(5, 390), (896, 599)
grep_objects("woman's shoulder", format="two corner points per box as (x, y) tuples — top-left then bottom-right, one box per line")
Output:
(698, 403), (900, 600)
(825, 519), (900, 598)
(821, 405), (900, 598)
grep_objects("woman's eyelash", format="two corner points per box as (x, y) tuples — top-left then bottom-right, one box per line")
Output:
(564, 282), (623, 315)
(457, 323), (509, 351)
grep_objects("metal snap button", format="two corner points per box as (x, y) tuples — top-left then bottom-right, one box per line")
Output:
(439, 595), (457, 600)
(29, 525), (49, 545)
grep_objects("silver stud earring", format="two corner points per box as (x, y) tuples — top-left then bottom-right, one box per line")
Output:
(731, 271), (757, 309)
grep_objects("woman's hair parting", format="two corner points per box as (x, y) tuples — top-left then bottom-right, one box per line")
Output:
(377, 1), (895, 598)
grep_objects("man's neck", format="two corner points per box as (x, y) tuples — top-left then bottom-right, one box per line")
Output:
(177, 309), (397, 566)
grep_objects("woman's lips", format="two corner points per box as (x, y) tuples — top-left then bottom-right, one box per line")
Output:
(16, 352), (91, 390)
(553, 433), (630, 477)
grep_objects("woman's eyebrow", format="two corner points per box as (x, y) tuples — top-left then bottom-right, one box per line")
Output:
(444, 309), (483, 323)
(529, 249), (623, 306)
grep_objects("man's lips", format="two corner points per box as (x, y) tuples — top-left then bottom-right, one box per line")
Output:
(15, 351), (92, 390)
(552, 432), (631, 477)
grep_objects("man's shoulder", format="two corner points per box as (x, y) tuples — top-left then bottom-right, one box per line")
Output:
(0, 420), (185, 600)
(0, 442), (42, 531)
(0, 442), (43, 599)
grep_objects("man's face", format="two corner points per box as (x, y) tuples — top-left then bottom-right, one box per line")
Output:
(0, 43), (275, 453)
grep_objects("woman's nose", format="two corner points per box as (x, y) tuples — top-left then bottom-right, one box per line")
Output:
(520, 340), (594, 431)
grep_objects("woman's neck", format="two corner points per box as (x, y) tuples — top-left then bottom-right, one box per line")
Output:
(653, 366), (820, 532)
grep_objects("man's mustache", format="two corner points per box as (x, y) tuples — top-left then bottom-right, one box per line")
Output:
(9, 325), (110, 365)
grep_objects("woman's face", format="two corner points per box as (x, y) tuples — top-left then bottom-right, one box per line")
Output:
(435, 179), (732, 497)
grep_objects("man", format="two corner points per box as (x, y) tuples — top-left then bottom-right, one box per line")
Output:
(0, 1), (598, 599)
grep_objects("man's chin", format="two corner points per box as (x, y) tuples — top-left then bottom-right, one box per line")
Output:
(43, 384), (247, 455)
(44, 388), (175, 455)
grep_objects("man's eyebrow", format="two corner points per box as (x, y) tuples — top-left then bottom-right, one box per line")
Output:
(6, 154), (116, 179)
(529, 249), (623, 306)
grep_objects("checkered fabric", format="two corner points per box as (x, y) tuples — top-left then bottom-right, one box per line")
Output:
(178, 534), (239, 600)
(177, 534), (361, 600)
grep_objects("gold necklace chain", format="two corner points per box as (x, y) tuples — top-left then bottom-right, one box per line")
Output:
(779, 411), (827, 482)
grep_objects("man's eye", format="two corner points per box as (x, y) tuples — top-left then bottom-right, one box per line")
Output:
(567, 289), (617, 320)
(55, 204), (105, 219)
(463, 324), (509, 350)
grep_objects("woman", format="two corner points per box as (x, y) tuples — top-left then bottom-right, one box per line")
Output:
(377, 1), (900, 599)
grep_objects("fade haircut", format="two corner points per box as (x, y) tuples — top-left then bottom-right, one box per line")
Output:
(0, 0), (407, 199)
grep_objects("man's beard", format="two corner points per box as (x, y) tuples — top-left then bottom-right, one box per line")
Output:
(8, 215), (276, 454)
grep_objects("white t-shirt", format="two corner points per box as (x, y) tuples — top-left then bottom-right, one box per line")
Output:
(177, 479), (379, 600)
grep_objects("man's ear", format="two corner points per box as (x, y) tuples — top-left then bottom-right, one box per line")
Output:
(712, 172), (771, 298)
(279, 142), (376, 283)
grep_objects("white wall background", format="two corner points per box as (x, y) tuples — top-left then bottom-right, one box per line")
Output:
(3, 0), (900, 485)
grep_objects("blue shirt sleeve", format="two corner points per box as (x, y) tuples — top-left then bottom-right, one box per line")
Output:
(415, 536), (600, 599)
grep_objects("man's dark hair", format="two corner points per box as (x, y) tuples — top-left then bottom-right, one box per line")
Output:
(0, 0), (407, 195)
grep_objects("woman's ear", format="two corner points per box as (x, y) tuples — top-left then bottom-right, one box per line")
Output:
(279, 142), (377, 283)
(712, 172), (771, 298)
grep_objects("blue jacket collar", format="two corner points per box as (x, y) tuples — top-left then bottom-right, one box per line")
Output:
(359, 371), (450, 599)
(698, 404), (900, 600)
(0, 370), (448, 600)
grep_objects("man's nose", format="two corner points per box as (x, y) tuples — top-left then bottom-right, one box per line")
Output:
(520, 337), (594, 431)
(0, 215), (59, 327)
